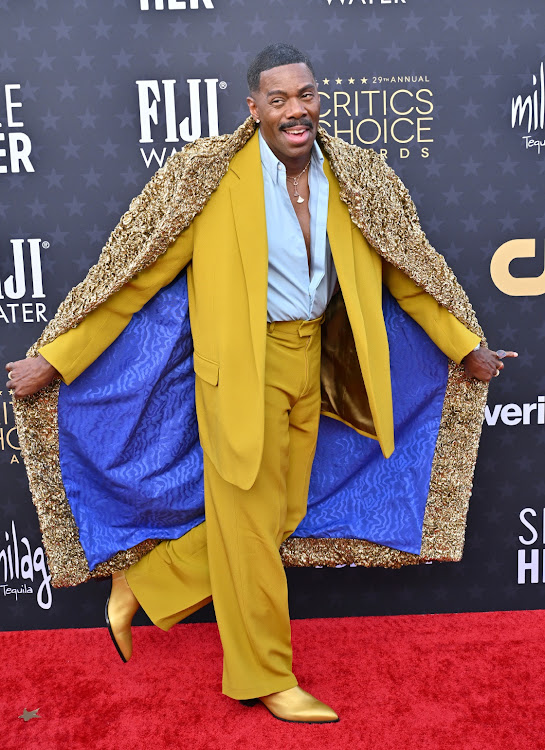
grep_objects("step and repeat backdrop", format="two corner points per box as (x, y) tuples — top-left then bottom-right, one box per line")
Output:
(1, 0), (544, 630)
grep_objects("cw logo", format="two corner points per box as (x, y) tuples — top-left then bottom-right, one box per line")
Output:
(490, 239), (545, 296)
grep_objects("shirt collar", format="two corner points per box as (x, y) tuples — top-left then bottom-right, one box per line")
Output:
(258, 129), (324, 185)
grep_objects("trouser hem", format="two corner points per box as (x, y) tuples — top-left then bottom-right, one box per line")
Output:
(223, 675), (298, 701)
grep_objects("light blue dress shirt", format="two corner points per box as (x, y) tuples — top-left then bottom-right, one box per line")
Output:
(259, 131), (338, 322)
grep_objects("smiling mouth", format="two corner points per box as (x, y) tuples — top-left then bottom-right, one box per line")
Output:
(280, 126), (312, 143)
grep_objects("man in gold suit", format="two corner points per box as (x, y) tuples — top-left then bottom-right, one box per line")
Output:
(5, 45), (515, 723)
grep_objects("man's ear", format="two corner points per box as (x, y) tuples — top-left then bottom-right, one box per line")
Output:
(247, 96), (259, 121)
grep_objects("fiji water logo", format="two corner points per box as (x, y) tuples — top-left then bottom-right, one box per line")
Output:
(511, 62), (545, 153)
(137, 78), (225, 168)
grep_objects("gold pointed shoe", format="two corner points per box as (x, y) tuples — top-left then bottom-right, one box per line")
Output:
(105, 571), (140, 663)
(259, 686), (339, 724)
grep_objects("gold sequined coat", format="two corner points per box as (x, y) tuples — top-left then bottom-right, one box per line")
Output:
(13, 118), (488, 587)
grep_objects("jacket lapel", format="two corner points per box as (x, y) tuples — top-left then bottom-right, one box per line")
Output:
(228, 132), (268, 383)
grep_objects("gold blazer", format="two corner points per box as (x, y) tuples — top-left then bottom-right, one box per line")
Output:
(40, 132), (479, 491)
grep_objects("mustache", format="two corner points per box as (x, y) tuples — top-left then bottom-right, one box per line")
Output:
(279, 119), (314, 131)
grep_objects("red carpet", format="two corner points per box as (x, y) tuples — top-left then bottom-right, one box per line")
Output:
(3, 610), (545, 750)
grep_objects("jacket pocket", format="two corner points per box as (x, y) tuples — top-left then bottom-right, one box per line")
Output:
(193, 351), (219, 386)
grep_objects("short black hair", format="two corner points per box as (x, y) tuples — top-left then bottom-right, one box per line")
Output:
(247, 43), (315, 93)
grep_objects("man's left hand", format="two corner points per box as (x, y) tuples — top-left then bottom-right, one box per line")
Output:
(463, 348), (518, 382)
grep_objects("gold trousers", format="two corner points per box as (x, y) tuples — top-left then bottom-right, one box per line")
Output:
(126, 317), (323, 700)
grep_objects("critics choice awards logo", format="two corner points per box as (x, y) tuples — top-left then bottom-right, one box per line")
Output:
(319, 74), (432, 160)
(137, 78), (226, 168)
(0, 84), (34, 174)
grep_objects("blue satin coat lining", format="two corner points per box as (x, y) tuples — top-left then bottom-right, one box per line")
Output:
(57, 272), (448, 570)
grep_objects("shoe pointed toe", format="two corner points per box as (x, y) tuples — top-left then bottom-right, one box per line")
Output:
(259, 686), (339, 724)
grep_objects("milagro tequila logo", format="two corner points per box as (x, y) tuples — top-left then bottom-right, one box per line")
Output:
(137, 78), (225, 168)
(0, 238), (48, 324)
(0, 84), (34, 174)
(511, 62), (545, 154)
(0, 521), (52, 609)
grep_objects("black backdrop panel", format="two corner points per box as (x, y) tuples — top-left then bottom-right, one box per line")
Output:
(1, 0), (544, 630)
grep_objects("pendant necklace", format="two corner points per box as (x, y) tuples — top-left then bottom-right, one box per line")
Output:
(287, 158), (311, 204)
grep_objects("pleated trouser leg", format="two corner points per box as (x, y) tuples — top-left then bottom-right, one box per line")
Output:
(126, 318), (322, 700)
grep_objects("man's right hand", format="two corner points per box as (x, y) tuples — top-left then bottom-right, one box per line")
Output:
(5, 355), (59, 398)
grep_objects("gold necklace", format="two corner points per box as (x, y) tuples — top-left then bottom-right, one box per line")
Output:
(286, 158), (311, 204)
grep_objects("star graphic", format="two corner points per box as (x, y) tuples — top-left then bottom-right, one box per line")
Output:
(100, 139), (119, 158)
(325, 13), (344, 34)
(19, 708), (40, 722)
(480, 128), (499, 147)
(481, 70), (501, 88)
(424, 158), (444, 178)
(461, 214), (480, 232)
(247, 15), (266, 35)
(61, 139), (81, 159)
(361, 78), (368, 84)
(441, 10), (461, 30)
(27, 197), (47, 218)
(461, 39), (480, 60)
(113, 49), (133, 69)
(443, 186), (462, 205)
(171, 18), (189, 38)
(42, 109), (61, 130)
(498, 155), (518, 175)
(92, 18), (112, 39)
(460, 99), (481, 118)
(49, 225), (69, 245)
(151, 48), (173, 67)
(121, 165), (141, 186)
(442, 129), (462, 148)
(384, 41), (404, 62)
(74, 49), (94, 70)
(21, 81), (39, 101)
(45, 169), (63, 189)
(518, 184), (537, 203)
(116, 108), (137, 128)
(78, 108), (98, 129)
(131, 18), (151, 39)
(335, 78), (342, 85)
(481, 185), (500, 203)
(14, 20), (34, 40)
(498, 213), (519, 232)
(96, 79), (116, 99)
(209, 16), (229, 36)
(35, 50), (55, 71)
(422, 41), (442, 61)
(461, 156), (481, 176)
(104, 196), (123, 215)
(286, 15), (307, 33)
(348, 78), (355, 85)
(500, 37), (518, 58)
(404, 11), (423, 31)
(519, 9), (538, 28)
(192, 46), (212, 65)
(481, 9), (499, 29)
(82, 167), (102, 188)
(65, 196), (85, 216)
(57, 80), (77, 101)
(322, 78), (329, 86)
(307, 43), (325, 65)
(346, 41), (364, 64)
(441, 70), (462, 89)
(364, 12), (383, 32)
(52, 19), (71, 39)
